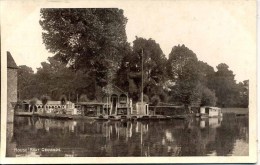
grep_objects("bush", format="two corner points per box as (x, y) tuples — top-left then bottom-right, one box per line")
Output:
(151, 95), (161, 106)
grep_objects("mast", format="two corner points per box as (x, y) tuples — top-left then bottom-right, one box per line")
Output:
(141, 48), (144, 107)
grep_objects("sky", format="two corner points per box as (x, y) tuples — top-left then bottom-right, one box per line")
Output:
(1, 0), (256, 83)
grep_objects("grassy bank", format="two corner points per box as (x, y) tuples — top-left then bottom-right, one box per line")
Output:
(221, 108), (248, 114)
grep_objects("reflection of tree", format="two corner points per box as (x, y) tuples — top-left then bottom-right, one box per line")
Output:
(171, 123), (206, 156)
(12, 113), (248, 157)
(207, 114), (248, 156)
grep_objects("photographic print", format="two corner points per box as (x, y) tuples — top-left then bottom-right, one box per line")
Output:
(1, 0), (257, 163)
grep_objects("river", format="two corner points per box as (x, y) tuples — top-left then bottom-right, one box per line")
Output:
(6, 109), (248, 157)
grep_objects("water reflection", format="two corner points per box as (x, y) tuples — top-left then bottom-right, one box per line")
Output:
(8, 113), (248, 157)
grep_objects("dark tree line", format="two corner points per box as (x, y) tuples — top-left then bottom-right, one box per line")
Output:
(17, 8), (248, 108)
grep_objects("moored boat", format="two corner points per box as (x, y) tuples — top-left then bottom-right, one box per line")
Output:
(199, 106), (222, 118)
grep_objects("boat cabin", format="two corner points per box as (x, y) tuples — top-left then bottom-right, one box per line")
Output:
(199, 106), (222, 117)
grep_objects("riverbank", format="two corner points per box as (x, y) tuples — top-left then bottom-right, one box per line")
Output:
(221, 108), (248, 114)
(15, 111), (192, 121)
(14, 112), (96, 121)
(15, 107), (247, 121)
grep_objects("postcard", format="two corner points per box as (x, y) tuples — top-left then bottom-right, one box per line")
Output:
(1, 0), (257, 164)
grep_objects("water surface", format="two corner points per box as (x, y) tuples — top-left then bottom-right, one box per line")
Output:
(7, 109), (248, 157)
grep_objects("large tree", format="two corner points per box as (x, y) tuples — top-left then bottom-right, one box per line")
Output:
(210, 63), (238, 107)
(236, 80), (249, 107)
(167, 44), (199, 106)
(197, 61), (215, 86)
(17, 65), (38, 100)
(39, 8), (128, 88)
(116, 37), (167, 102)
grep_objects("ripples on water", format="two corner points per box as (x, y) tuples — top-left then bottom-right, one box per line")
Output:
(6, 109), (248, 157)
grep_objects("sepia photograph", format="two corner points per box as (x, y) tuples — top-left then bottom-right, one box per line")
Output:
(1, 0), (257, 163)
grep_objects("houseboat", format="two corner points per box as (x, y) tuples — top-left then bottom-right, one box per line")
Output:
(197, 106), (223, 118)
(15, 100), (76, 115)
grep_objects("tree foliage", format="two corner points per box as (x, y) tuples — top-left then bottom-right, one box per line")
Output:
(210, 63), (239, 107)
(40, 8), (128, 87)
(115, 37), (168, 102)
(167, 45), (199, 106)
(17, 65), (36, 99)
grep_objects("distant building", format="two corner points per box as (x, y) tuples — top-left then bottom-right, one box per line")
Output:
(7, 51), (18, 123)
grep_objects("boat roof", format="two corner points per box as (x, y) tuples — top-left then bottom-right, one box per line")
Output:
(202, 106), (221, 110)
(208, 107), (221, 109)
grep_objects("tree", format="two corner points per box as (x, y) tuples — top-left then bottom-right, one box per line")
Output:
(143, 94), (149, 103)
(236, 80), (249, 107)
(41, 95), (50, 114)
(79, 94), (90, 102)
(201, 87), (217, 106)
(196, 61), (215, 86)
(210, 63), (238, 107)
(116, 37), (167, 102)
(167, 44), (199, 107)
(190, 83), (217, 107)
(17, 65), (36, 100)
(151, 95), (161, 115)
(40, 8), (128, 90)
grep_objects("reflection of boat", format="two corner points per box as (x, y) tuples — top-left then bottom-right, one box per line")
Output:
(95, 115), (108, 121)
(200, 120), (206, 128)
(120, 115), (128, 122)
(108, 115), (120, 121)
(200, 117), (222, 128)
